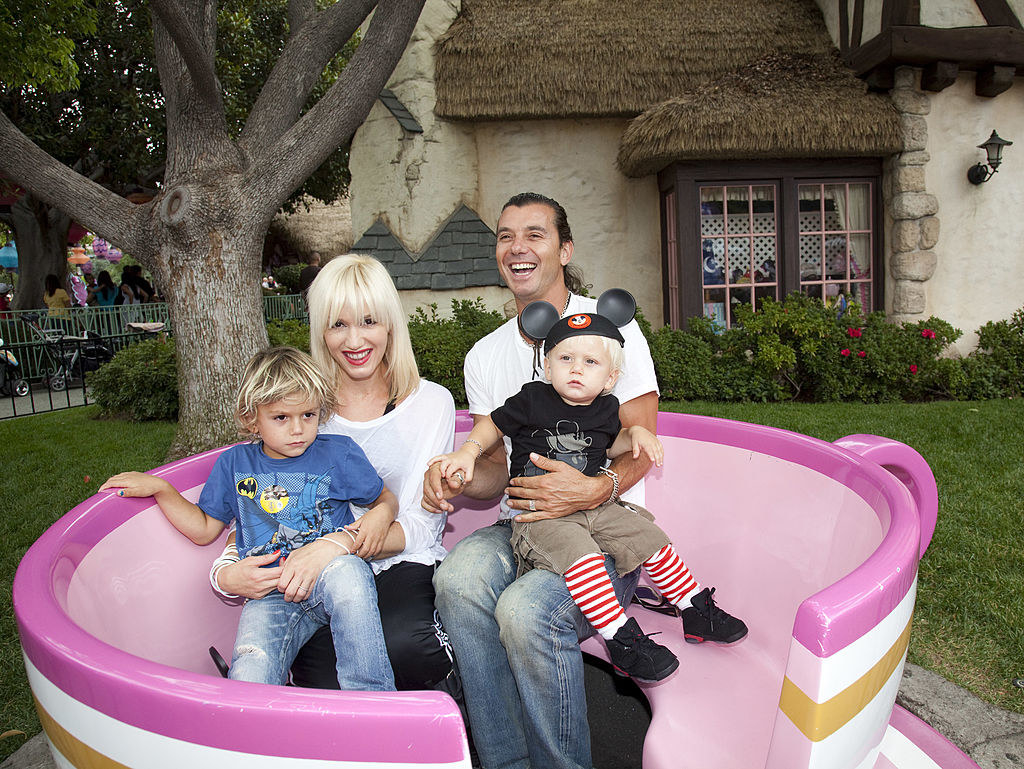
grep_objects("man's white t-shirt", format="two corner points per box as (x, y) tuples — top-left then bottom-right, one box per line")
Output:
(464, 294), (659, 519)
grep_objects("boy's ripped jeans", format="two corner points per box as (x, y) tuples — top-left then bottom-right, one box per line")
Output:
(229, 553), (396, 691)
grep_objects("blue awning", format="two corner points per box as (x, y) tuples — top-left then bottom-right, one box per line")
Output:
(0, 243), (16, 269)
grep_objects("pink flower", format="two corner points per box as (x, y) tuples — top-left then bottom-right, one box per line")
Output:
(858, 350), (866, 358)
(921, 329), (936, 339)
(840, 348), (851, 357)
(847, 327), (862, 338)
(909, 364), (918, 374)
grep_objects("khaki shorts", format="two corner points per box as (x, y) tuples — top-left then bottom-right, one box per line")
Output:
(510, 501), (671, 578)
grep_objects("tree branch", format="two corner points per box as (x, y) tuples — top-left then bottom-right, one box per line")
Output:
(287, 0), (317, 39)
(0, 110), (150, 257)
(149, 0), (222, 110)
(239, 0), (379, 154)
(247, 0), (425, 209)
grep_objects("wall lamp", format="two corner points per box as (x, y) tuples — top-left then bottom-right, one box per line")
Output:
(967, 130), (1012, 184)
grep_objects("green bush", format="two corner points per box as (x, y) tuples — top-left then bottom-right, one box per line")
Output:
(273, 264), (305, 294)
(972, 307), (1024, 397)
(408, 299), (505, 404)
(267, 318), (311, 352)
(88, 336), (179, 420)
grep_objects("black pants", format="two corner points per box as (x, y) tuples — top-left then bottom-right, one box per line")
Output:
(290, 560), (453, 691)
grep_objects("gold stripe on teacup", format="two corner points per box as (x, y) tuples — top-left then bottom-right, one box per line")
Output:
(33, 694), (132, 769)
(779, 616), (913, 742)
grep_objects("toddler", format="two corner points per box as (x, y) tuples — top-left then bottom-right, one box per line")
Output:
(430, 293), (746, 681)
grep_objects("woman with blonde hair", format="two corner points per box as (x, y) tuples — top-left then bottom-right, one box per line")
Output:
(214, 254), (459, 693)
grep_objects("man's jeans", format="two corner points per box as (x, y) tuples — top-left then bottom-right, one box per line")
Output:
(434, 523), (640, 769)
(230, 553), (396, 691)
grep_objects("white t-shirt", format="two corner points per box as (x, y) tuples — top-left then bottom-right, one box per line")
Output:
(320, 379), (455, 573)
(464, 294), (659, 518)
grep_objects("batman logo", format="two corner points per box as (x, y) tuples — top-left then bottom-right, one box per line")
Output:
(236, 477), (258, 499)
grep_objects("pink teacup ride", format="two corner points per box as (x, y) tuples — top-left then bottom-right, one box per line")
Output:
(14, 411), (980, 769)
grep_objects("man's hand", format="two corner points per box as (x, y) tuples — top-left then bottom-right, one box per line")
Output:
(506, 453), (613, 523)
(422, 461), (463, 514)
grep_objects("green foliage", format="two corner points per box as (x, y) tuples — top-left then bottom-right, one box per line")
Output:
(408, 299), (505, 404)
(973, 307), (1024, 397)
(216, 0), (360, 210)
(88, 336), (178, 421)
(0, 0), (97, 91)
(649, 293), (1024, 404)
(267, 318), (311, 352)
(272, 264), (305, 293)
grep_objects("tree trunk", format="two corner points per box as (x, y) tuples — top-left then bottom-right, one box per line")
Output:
(4, 194), (71, 310)
(148, 181), (270, 460)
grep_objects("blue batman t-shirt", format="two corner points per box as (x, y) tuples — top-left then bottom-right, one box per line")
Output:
(198, 434), (384, 559)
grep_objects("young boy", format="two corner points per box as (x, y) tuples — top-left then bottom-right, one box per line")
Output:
(430, 294), (747, 682)
(101, 346), (398, 691)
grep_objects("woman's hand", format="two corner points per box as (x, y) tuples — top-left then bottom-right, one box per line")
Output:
(215, 552), (284, 600)
(277, 540), (339, 602)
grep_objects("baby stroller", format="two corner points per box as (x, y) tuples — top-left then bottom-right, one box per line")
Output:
(21, 313), (113, 392)
(0, 336), (29, 397)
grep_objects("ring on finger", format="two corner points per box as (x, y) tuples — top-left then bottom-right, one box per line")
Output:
(454, 471), (465, 485)
(528, 500), (536, 512)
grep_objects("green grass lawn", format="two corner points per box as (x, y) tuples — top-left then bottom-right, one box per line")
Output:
(1, 401), (1022, 760)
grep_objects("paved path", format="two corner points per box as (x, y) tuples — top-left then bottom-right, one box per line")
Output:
(4, 664), (1022, 769)
(0, 383), (90, 420)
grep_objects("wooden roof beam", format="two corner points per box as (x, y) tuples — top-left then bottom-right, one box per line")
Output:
(976, 64), (1016, 96)
(847, 26), (1024, 78)
(921, 61), (958, 92)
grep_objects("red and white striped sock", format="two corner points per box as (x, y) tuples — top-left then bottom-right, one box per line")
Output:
(643, 544), (701, 608)
(564, 553), (627, 640)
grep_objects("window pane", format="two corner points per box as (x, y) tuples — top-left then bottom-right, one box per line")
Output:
(729, 286), (751, 327)
(847, 184), (871, 231)
(702, 239), (725, 285)
(728, 238), (752, 282)
(850, 283), (871, 309)
(752, 236), (776, 283)
(754, 285), (778, 308)
(850, 233), (871, 278)
(702, 288), (727, 333)
(800, 233), (822, 278)
(725, 186), (750, 234)
(700, 187), (724, 236)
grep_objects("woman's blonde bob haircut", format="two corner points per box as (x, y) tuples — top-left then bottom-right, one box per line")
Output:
(307, 253), (419, 404)
(235, 346), (337, 437)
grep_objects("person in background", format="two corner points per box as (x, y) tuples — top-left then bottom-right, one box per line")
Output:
(88, 271), (119, 307)
(299, 251), (322, 300)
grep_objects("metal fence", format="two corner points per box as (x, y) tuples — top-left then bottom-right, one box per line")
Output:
(0, 294), (307, 347)
(0, 295), (308, 420)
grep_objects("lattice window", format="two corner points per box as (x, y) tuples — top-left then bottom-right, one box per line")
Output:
(699, 185), (778, 330)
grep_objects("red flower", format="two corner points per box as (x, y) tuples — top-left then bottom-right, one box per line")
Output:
(840, 348), (851, 357)
(909, 364), (918, 374)
(858, 350), (866, 358)
(847, 328), (862, 338)
(921, 329), (936, 339)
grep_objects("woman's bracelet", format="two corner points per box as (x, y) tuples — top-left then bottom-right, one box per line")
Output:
(319, 533), (353, 554)
(209, 543), (241, 599)
(463, 438), (485, 457)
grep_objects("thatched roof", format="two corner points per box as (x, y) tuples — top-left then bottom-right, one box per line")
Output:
(434, 0), (902, 174)
(617, 51), (903, 176)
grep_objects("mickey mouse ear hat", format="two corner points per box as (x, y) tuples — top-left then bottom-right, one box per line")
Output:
(519, 289), (636, 355)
